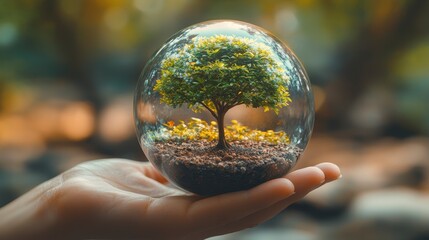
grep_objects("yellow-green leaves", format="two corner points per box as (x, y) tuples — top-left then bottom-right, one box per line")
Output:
(154, 34), (292, 115)
(154, 35), (293, 148)
(163, 118), (290, 144)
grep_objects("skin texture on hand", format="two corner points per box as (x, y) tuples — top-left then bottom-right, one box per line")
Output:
(0, 159), (341, 240)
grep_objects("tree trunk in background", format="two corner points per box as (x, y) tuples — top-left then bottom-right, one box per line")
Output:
(41, 0), (102, 110)
(325, 0), (429, 134)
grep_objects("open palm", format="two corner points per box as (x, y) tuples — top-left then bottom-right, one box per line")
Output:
(0, 159), (340, 240)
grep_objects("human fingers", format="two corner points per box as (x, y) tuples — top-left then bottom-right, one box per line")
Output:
(230, 164), (341, 233)
(231, 163), (341, 232)
(315, 162), (341, 182)
(186, 177), (295, 231)
(191, 166), (328, 238)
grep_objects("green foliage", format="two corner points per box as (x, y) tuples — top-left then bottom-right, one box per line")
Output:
(162, 118), (290, 144)
(154, 35), (292, 116)
(154, 35), (292, 148)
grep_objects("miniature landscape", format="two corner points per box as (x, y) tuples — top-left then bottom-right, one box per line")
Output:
(145, 33), (299, 195)
(148, 118), (302, 195)
(3, 2), (428, 239)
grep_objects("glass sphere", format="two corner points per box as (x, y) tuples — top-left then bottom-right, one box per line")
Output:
(134, 20), (314, 195)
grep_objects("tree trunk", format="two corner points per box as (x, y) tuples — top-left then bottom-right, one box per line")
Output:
(216, 111), (230, 149)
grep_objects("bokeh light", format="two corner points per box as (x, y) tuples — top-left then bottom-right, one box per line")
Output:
(1, 0), (429, 238)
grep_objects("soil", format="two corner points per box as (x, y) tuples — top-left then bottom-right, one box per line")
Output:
(148, 140), (302, 195)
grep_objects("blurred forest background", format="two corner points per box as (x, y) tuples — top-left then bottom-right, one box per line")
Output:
(1, 0), (429, 239)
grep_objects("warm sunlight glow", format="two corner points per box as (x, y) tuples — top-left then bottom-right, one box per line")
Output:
(99, 97), (134, 142)
(59, 102), (95, 141)
(313, 85), (326, 112)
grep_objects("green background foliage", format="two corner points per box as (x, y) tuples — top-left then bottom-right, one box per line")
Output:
(2, 4), (429, 238)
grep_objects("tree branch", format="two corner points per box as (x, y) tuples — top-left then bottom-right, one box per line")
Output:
(200, 102), (218, 119)
(230, 102), (243, 108)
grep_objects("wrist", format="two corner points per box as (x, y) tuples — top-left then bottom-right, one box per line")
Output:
(0, 177), (63, 239)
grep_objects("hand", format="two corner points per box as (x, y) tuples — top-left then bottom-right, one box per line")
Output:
(0, 159), (341, 240)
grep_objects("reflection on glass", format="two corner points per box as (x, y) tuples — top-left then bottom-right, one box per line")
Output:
(134, 20), (314, 195)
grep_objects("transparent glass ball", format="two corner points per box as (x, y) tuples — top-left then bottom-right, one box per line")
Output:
(134, 20), (314, 195)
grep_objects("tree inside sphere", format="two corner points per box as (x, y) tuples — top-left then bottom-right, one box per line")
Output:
(134, 20), (314, 195)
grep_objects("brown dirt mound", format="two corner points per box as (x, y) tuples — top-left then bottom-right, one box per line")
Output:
(148, 140), (302, 195)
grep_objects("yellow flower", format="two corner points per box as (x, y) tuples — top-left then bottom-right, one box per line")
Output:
(161, 119), (290, 144)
